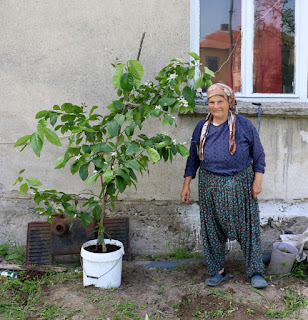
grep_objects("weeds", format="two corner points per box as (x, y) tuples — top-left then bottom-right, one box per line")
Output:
(167, 233), (201, 260)
(113, 299), (143, 320)
(253, 287), (308, 318)
(0, 242), (25, 265)
(291, 260), (308, 278)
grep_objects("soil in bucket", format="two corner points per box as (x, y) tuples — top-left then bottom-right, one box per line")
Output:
(85, 244), (120, 253)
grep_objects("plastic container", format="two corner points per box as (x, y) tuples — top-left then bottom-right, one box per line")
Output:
(0, 270), (18, 279)
(80, 239), (125, 288)
(269, 242), (298, 274)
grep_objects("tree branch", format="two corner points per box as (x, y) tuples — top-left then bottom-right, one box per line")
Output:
(137, 32), (146, 61)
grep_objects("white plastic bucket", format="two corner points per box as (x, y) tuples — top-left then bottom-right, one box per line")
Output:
(269, 241), (298, 275)
(81, 239), (125, 288)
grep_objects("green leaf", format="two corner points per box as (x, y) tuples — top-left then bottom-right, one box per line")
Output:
(128, 60), (144, 80)
(147, 148), (160, 163)
(44, 128), (62, 146)
(93, 143), (113, 153)
(117, 134), (125, 147)
(178, 144), (190, 157)
(79, 164), (89, 181)
(53, 105), (60, 110)
(120, 73), (134, 91)
(30, 133), (43, 157)
(103, 170), (114, 184)
(159, 97), (176, 107)
(19, 169), (25, 174)
(106, 120), (119, 137)
(13, 176), (23, 186)
(90, 105), (99, 115)
(25, 178), (42, 186)
(156, 140), (172, 149)
(35, 110), (48, 119)
(54, 155), (66, 169)
(20, 183), (28, 195)
(188, 52), (200, 60)
(87, 172), (100, 185)
(70, 162), (80, 174)
(193, 76), (205, 90)
(106, 103), (117, 112)
(126, 142), (141, 155)
(115, 169), (131, 185)
(93, 157), (104, 169)
(106, 182), (115, 196)
(114, 114), (125, 126)
(50, 113), (58, 126)
(80, 212), (93, 226)
(204, 66), (215, 77)
(98, 233), (105, 245)
(61, 103), (74, 113)
(113, 100), (124, 111)
(38, 119), (47, 138)
(115, 176), (126, 193)
(188, 67), (196, 79)
(182, 86), (196, 104)
(164, 114), (174, 125)
(92, 205), (102, 220)
(14, 135), (31, 147)
(112, 63), (125, 88)
(126, 159), (140, 171)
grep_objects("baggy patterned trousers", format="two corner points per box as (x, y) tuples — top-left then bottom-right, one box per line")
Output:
(198, 165), (264, 278)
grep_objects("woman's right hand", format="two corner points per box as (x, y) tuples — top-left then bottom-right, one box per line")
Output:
(181, 176), (192, 204)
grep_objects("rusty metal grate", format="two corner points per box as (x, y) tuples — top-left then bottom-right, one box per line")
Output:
(26, 217), (131, 266)
(26, 222), (51, 266)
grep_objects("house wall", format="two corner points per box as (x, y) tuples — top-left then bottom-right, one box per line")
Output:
(1, 1), (307, 256)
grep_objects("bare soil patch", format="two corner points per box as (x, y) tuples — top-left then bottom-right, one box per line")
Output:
(1, 259), (308, 319)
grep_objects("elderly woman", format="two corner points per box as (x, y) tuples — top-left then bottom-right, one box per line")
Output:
(181, 83), (267, 289)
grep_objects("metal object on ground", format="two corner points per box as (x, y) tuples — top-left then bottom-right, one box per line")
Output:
(0, 270), (18, 278)
(26, 216), (130, 266)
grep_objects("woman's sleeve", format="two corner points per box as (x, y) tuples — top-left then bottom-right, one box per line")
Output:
(249, 123), (266, 173)
(184, 122), (202, 179)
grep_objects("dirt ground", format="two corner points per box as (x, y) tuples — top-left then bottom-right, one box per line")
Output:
(14, 258), (307, 320)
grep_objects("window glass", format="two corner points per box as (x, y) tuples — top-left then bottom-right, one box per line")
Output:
(253, 0), (295, 93)
(200, 0), (242, 92)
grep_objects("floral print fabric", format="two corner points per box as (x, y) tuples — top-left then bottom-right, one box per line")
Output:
(199, 165), (263, 278)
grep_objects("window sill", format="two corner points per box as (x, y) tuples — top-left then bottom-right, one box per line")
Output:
(194, 99), (308, 118)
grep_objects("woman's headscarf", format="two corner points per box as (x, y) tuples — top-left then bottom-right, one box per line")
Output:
(199, 83), (237, 161)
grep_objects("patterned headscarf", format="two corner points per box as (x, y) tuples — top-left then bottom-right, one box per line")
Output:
(199, 83), (237, 161)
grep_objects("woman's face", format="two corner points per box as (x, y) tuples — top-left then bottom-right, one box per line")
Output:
(208, 95), (229, 122)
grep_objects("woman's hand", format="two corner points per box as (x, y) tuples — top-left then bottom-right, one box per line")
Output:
(251, 172), (263, 199)
(181, 176), (192, 204)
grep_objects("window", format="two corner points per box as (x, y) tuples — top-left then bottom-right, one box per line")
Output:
(191, 0), (308, 100)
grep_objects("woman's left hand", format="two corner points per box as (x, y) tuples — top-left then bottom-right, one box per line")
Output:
(251, 172), (263, 199)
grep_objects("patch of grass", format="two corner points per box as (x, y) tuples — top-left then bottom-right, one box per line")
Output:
(291, 260), (308, 278)
(208, 288), (233, 301)
(167, 233), (201, 260)
(113, 298), (143, 320)
(192, 305), (237, 319)
(253, 288), (308, 318)
(0, 242), (25, 265)
(264, 291), (308, 318)
(0, 267), (84, 319)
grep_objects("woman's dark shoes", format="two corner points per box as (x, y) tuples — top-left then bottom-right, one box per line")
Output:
(205, 272), (229, 287)
(251, 273), (268, 289)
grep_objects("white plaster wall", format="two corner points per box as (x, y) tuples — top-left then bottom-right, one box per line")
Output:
(1, 0), (308, 217)
(0, 0), (190, 195)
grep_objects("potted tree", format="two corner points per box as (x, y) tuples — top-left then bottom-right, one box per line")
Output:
(14, 50), (214, 288)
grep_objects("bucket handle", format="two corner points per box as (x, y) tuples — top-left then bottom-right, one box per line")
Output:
(80, 256), (122, 280)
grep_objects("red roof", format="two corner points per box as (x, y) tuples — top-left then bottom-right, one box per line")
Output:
(200, 29), (241, 49)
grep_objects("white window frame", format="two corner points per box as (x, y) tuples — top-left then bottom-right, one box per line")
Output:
(191, 0), (308, 102)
